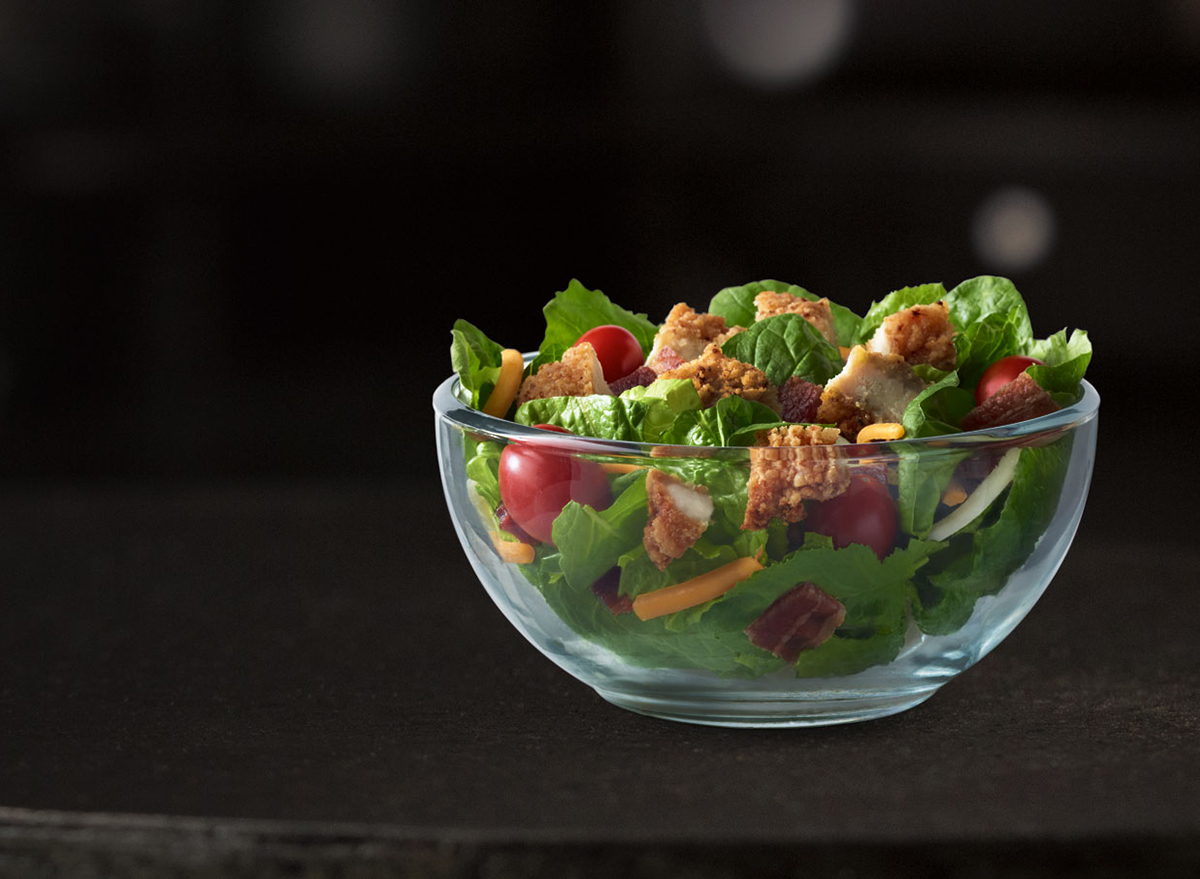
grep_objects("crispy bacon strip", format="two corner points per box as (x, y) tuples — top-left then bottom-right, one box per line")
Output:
(744, 581), (846, 662)
(962, 372), (1059, 432)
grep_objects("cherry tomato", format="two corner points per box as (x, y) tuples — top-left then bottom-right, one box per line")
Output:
(975, 355), (1044, 405)
(498, 425), (610, 544)
(806, 475), (898, 561)
(576, 325), (644, 382)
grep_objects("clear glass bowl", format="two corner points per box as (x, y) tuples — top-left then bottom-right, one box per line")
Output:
(433, 370), (1099, 727)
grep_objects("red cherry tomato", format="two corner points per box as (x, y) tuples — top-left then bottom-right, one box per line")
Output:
(806, 475), (898, 561)
(498, 425), (610, 544)
(975, 355), (1044, 405)
(576, 325), (644, 382)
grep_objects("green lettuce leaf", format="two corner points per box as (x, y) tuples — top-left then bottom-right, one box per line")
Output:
(618, 379), (703, 443)
(1027, 329), (1092, 398)
(853, 283), (948, 345)
(943, 276), (1035, 390)
(709, 280), (861, 345)
(514, 394), (646, 441)
(914, 438), (1072, 634)
(535, 280), (658, 368)
(554, 472), (649, 592)
(667, 395), (788, 447)
(450, 319), (506, 411)
(720, 313), (844, 386)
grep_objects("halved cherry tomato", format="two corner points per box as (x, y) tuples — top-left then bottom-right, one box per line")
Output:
(498, 425), (610, 544)
(576, 325), (644, 383)
(975, 355), (1044, 405)
(806, 475), (898, 561)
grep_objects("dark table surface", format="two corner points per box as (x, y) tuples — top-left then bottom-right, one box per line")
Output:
(2, 477), (1198, 878)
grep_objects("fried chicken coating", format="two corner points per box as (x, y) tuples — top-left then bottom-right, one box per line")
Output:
(865, 301), (957, 370)
(648, 303), (740, 366)
(753, 291), (840, 346)
(742, 424), (848, 531)
(656, 343), (779, 411)
(515, 342), (611, 404)
(643, 468), (714, 571)
(816, 346), (927, 440)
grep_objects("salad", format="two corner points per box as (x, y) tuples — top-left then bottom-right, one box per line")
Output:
(448, 277), (1092, 679)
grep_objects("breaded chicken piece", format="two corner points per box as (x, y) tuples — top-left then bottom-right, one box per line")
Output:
(648, 303), (740, 366)
(515, 342), (611, 404)
(816, 346), (927, 440)
(657, 343), (779, 412)
(742, 425), (848, 530)
(643, 468), (714, 571)
(866, 301), (957, 370)
(754, 291), (839, 346)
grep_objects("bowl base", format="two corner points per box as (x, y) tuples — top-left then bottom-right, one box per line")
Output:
(592, 683), (941, 728)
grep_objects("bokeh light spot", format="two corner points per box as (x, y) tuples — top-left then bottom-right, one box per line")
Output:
(701, 0), (855, 88)
(970, 186), (1057, 272)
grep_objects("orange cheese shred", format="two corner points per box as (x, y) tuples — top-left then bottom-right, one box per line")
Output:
(855, 422), (905, 444)
(838, 346), (853, 360)
(941, 479), (968, 507)
(482, 348), (525, 418)
(632, 556), (764, 621)
(489, 532), (535, 565)
(599, 462), (643, 475)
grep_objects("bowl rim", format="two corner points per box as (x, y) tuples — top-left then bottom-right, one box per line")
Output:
(433, 356), (1100, 457)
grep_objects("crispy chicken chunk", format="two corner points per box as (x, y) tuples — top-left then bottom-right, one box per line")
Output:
(648, 303), (740, 366)
(816, 346), (927, 440)
(866, 301), (957, 370)
(515, 342), (611, 404)
(742, 425), (848, 530)
(657, 343), (779, 411)
(643, 469), (714, 571)
(754, 291), (839, 346)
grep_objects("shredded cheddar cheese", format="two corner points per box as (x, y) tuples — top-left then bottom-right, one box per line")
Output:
(632, 556), (764, 621)
(482, 348), (524, 417)
(489, 531), (535, 564)
(855, 422), (905, 443)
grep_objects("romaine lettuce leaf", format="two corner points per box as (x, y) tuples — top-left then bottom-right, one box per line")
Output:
(535, 279), (658, 368)
(1027, 329), (1092, 399)
(914, 438), (1072, 634)
(666, 395), (788, 447)
(553, 472), (649, 592)
(514, 394), (647, 440)
(719, 313), (844, 386)
(943, 276), (1035, 389)
(618, 379), (703, 443)
(853, 283), (948, 345)
(450, 319), (506, 410)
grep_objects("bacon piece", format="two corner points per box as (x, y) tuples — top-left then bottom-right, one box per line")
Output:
(591, 567), (632, 615)
(608, 365), (657, 395)
(777, 376), (823, 423)
(643, 469), (713, 571)
(496, 503), (537, 544)
(744, 581), (846, 662)
(961, 372), (1060, 432)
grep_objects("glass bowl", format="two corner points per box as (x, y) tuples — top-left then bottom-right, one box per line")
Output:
(433, 369), (1099, 728)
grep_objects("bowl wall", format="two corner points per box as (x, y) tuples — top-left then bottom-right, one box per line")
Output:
(433, 376), (1099, 727)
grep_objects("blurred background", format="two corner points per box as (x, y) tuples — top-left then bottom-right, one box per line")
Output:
(0, 0), (1197, 487)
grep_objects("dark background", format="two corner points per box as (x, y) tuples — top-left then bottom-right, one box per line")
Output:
(1, 0), (1196, 486)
